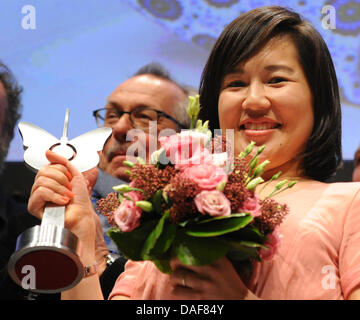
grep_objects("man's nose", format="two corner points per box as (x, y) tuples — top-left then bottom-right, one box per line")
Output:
(111, 113), (133, 141)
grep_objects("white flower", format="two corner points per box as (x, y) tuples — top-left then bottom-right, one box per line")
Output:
(178, 130), (211, 148)
(211, 152), (228, 168)
(150, 147), (166, 164)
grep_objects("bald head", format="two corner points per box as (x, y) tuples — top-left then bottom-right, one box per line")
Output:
(99, 74), (189, 180)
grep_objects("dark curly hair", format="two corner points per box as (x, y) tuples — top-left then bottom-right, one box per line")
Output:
(0, 61), (23, 171)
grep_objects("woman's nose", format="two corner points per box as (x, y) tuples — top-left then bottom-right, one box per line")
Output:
(242, 82), (271, 114)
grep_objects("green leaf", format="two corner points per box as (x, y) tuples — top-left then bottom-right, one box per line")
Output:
(173, 231), (230, 266)
(144, 223), (177, 260)
(153, 259), (172, 274)
(141, 210), (173, 259)
(239, 240), (265, 248)
(156, 223), (177, 254)
(135, 200), (153, 212)
(197, 212), (248, 224)
(225, 235), (268, 262)
(226, 245), (258, 261)
(221, 225), (265, 243)
(107, 220), (157, 260)
(185, 213), (253, 237)
(153, 190), (163, 215)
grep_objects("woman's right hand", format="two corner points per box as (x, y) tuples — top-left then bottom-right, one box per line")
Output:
(28, 150), (96, 246)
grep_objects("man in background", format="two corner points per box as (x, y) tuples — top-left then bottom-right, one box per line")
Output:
(91, 63), (193, 297)
(92, 63), (191, 250)
(0, 61), (194, 299)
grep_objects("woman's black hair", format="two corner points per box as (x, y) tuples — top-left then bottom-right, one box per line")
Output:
(199, 6), (342, 182)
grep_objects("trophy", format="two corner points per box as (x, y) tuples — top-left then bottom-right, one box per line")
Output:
(8, 109), (112, 293)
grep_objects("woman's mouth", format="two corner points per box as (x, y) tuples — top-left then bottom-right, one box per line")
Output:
(240, 122), (282, 130)
(239, 121), (282, 140)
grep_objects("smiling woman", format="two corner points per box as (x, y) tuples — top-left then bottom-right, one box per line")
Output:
(218, 35), (314, 180)
(200, 6), (342, 183)
(195, 6), (360, 300)
(25, 6), (360, 300)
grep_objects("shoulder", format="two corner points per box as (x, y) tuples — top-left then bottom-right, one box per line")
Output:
(277, 180), (360, 227)
(321, 182), (360, 224)
(325, 181), (360, 200)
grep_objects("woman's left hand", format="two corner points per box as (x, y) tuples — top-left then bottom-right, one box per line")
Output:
(166, 257), (259, 300)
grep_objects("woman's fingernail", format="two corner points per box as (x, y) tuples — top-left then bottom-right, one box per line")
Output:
(65, 190), (74, 198)
(60, 196), (70, 203)
(65, 171), (72, 181)
(66, 182), (72, 190)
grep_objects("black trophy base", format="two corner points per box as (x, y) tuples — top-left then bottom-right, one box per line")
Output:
(8, 224), (84, 294)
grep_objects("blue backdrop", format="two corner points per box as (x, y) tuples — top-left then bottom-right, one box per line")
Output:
(1, 0), (359, 161)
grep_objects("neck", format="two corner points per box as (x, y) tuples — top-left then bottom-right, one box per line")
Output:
(261, 158), (309, 182)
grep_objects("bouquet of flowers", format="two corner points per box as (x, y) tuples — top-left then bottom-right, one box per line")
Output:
(97, 95), (295, 280)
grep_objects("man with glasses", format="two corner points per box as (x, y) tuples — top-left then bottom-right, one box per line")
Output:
(93, 63), (190, 181)
(91, 63), (192, 297)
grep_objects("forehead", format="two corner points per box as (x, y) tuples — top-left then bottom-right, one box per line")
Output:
(232, 35), (301, 72)
(107, 75), (185, 115)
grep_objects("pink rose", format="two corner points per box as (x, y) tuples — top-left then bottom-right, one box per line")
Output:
(174, 146), (213, 171)
(182, 164), (228, 190)
(159, 133), (212, 169)
(114, 191), (143, 232)
(238, 194), (262, 217)
(194, 190), (231, 217)
(176, 130), (211, 147)
(159, 134), (194, 164)
(259, 226), (282, 261)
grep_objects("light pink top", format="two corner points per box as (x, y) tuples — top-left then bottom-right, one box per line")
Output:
(109, 181), (360, 300)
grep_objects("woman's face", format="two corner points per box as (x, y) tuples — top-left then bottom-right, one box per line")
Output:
(218, 36), (314, 178)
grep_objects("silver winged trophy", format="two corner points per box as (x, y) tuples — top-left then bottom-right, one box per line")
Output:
(8, 109), (112, 293)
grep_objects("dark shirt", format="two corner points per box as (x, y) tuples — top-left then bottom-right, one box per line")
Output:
(0, 185), (55, 299)
(91, 168), (128, 254)
(91, 168), (129, 299)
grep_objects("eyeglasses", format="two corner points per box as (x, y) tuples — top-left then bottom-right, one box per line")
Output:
(92, 106), (186, 130)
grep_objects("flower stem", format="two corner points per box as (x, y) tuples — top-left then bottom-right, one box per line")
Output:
(258, 171), (282, 195)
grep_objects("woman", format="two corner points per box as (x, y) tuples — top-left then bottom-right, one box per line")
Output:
(28, 6), (360, 299)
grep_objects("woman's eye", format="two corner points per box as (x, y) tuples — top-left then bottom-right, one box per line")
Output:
(227, 80), (246, 88)
(268, 77), (287, 84)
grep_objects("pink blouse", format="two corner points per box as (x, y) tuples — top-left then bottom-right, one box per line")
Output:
(109, 181), (360, 300)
